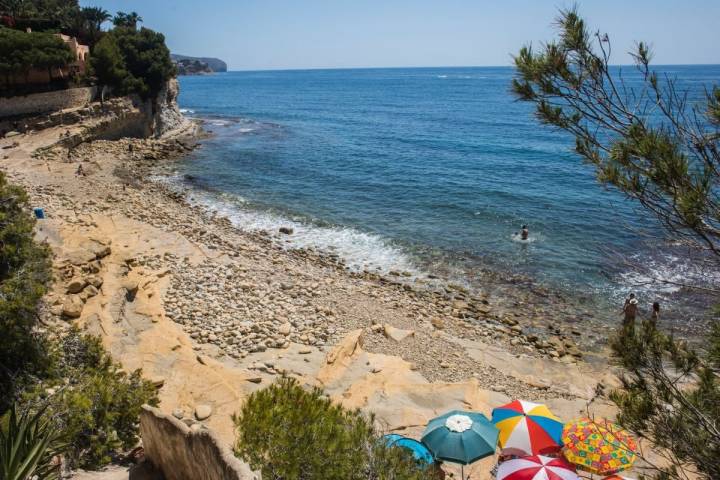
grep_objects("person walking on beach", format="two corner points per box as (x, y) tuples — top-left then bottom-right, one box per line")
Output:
(622, 293), (638, 328)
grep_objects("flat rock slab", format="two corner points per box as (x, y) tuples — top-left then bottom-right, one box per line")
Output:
(383, 324), (415, 342)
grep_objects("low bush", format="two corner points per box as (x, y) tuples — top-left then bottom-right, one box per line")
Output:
(23, 328), (159, 469)
(233, 377), (434, 480)
(0, 171), (53, 412)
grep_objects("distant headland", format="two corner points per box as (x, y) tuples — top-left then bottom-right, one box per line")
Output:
(171, 54), (227, 75)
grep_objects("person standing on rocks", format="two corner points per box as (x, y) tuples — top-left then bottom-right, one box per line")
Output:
(650, 301), (660, 326)
(622, 293), (638, 328)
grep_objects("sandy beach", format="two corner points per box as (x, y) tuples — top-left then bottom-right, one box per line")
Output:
(1, 110), (627, 478)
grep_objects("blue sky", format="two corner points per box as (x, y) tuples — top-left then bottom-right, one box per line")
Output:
(80, 0), (719, 70)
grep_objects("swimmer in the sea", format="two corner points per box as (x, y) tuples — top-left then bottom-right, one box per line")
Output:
(520, 225), (529, 241)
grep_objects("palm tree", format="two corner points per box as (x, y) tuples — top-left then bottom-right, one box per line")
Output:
(112, 11), (142, 30)
(82, 6), (111, 31)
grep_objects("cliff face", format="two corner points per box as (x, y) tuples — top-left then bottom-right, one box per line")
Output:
(147, 78), (197, 138)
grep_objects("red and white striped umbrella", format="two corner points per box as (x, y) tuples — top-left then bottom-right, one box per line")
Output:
(497, 455), (580, 480)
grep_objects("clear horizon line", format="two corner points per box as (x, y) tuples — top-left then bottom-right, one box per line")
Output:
(220, 63), (720, 73)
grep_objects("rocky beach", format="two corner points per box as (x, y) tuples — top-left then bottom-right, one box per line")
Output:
(1, 105), (633, 478)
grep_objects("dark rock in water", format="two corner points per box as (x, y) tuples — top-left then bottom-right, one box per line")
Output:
(279, 227), (294, 235)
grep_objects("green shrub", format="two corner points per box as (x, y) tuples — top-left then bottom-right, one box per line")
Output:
(0, 27), (74, 86)
(0, 404), (62, 480)
(24, 328), (159, 469)
(233, 377), (434, 480)
(91, 26), (175, 100)
(0, 172), (53, 411)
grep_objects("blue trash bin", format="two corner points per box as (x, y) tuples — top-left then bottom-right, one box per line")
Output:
(33, 208), (45, 219)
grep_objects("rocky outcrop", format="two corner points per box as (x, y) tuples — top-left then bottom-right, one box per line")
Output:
(148, 78), (197, 138)
(139, 406), (259, 480)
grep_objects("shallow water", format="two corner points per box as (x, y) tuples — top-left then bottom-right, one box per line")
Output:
(174, 66), (720, 333)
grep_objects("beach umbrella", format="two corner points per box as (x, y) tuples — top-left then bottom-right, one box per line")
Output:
(383, 434), (435, 466)
(603, 476), (635, 480)
(497, 455), (580, 480)
(421, 410), (499, 478)
(562, 418), (638, 475)
(492, 399), (563, 456)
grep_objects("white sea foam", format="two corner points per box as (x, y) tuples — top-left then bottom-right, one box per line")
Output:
(153, 175), (422, 277)
(179, 108), (195, 114)
(616, 251), (720, 295)
(510, 233), (537, 243)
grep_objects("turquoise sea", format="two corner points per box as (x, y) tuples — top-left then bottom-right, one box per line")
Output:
(172, 66), (719, 334)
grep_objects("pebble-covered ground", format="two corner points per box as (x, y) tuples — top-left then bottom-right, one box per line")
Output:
(22, 136), (591, 400)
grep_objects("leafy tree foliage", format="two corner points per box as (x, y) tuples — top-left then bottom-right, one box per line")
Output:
(0, 0), (82, 36)
(0, 172), (52, 412)
(67, 6), (109, 46)
(91, 26), (175, 100)
(512, 7), (720, 261)
(234, 377), (435, 480)
(111, 26), (174, 99)
(513, 8), (720, 480)
(610, 323), (719, 480)
(0, 174), (157, 470)
(0, 26), (73, 85)
(90, 31), (126, 98)
(111, 11), (142, 30)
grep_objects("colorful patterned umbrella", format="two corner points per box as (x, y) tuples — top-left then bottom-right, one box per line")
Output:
(492, 400), (563, 455)
(497, 455), (580, 480)
(562, 418), (638, 475)
(604, 476), (635, 480)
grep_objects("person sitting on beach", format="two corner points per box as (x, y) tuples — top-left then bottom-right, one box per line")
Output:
(622, 293), (638, 328)
(520, 225), (529, 241)
(76, 164), (85, 177)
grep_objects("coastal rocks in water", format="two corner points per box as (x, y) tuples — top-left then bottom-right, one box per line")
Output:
(279, 227), (294, 235)
(194, 404), (213, 421)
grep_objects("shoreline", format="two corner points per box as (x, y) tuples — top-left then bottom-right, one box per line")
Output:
(0, 110), (627, 477)
(159, 118), (615, 350)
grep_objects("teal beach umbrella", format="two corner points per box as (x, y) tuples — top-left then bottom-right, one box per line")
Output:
(421, 410), (499, 478)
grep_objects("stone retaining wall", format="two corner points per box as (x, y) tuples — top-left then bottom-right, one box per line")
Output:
(139, 406), (260, 480)
(0, 87), (97, 119)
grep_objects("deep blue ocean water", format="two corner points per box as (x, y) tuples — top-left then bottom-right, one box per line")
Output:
(173, 66), (719, 328)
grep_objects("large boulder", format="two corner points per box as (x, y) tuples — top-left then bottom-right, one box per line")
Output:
(62, 295), (84, 319)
